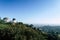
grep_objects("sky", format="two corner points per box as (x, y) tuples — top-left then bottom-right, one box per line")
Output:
(0, 0), (60, 25)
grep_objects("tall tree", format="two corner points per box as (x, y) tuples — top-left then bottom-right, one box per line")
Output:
(29, 24), (33, 28)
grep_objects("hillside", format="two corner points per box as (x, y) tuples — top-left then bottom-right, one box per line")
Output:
(0, 21), (47, 40)
(0, 18), (60, 40)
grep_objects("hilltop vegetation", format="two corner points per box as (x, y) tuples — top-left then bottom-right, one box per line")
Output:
(0, 17), (60, 40)
(0, 17), (47, 40)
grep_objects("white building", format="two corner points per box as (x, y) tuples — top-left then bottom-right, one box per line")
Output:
(3, 17), (10, 23)
(3, 17), (17, 23)
(11, 20), (17, 23)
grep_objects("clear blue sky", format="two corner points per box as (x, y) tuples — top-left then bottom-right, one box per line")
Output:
(0, 0), (60, 24)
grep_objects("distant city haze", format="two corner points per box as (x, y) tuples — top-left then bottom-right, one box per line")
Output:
(0, 0), (60, 25)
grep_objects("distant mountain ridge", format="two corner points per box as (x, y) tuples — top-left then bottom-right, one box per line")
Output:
(39, 26), (60, 34)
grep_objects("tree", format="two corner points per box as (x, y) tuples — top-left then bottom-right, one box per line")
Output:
(0, 17), (1, 20)
(0, 17), (1, 23)
(29, 24), (33, 28)
(33, 27), (36, 30)
(37, 28), (39, 31)
(55, 32), (59, 40)
(25, 24), (29, 27)
(18, 22), (23, 24)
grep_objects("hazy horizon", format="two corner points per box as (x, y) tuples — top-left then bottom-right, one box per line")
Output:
(0, 0), (60, 25)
